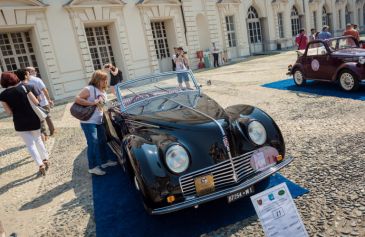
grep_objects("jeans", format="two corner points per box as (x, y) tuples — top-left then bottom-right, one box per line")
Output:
(80, 123), (116, 169)
(177, 72), (189, 84)
(17, 130), (49, 166)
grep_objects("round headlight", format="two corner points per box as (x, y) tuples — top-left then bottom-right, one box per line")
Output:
(165, 145), (189, 173)
(359, 57), (365, 64)
(248, 121), (267, 145)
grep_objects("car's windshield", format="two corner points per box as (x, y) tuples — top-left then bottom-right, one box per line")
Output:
(328, 37), (358, 51)
(116, 70), (200, 113)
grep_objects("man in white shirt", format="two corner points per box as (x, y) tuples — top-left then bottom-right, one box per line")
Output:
(26, 67), (55, 139)
(211, 43), (220, 67)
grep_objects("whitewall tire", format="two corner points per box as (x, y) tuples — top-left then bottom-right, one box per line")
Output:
(293, 69), (306, 86)
(339, 70), (359, 91)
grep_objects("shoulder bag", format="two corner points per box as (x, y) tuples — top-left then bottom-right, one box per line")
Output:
(70, 86), (97, 121)
(22, 85), (48, 121)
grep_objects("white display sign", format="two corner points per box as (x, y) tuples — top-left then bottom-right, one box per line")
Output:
(250, 182), (308, 237)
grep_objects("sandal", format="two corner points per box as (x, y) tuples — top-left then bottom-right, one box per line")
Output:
(43, 160), (50, 171)
(39, 165), (46, 176)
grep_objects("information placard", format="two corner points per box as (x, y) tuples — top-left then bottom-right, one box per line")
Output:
(250, 182), (308, 237)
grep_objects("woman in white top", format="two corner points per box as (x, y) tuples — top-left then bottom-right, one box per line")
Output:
(75, 70), (117, 175)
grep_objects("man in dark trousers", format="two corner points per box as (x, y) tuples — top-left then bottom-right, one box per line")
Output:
(211, 42), (220, 67)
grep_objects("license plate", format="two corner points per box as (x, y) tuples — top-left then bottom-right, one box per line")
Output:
(194, 174), (215, 196)
(227, 186), (255, 203)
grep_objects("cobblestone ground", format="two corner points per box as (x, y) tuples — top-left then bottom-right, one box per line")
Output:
(0, 51), (364, 237)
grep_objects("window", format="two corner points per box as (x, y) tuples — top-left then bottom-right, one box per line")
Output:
(307, 42), (326, 56)
(225, 15), (237, 47)
(151, 21), (170, 59)
(345, 6), (351, 24)
(313, 11), (317, 29)
(359, 4), (365, 27)
(247, 7), (262, 43)
(291, 6), (300, 36)
(339, 9), (342, 28)
(322, 7), (328, 27)
(278, 13), (284, 38)
(85, 26), (115, 70)
(0, 32), (39, 73)
(358, 8), (361, 26)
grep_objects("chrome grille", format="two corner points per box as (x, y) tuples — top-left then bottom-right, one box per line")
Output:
(179, 150), (256, 197)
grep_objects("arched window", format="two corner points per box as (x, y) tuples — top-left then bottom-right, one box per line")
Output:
(345, 5), (351, 24)
(247, 6), (262, 43)
(291, 6), (300, 36)
(322, 7), (329, 27)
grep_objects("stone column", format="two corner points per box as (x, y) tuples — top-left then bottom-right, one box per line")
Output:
(303, 1), (311, 33)
(284, 3), (293, 47)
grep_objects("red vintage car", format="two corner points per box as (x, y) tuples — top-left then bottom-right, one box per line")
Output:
(288, 36), (365, 91)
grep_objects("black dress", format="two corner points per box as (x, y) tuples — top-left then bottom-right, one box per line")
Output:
(110, 70), (123, 86)
(0, 84), (40, 131)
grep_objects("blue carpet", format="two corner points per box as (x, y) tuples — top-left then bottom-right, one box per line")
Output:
(262, 79), (365, 101)
(92, 166), (309, 237)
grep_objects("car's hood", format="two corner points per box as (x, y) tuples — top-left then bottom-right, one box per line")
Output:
(332, 48), (365, 57)
(126, 94), (233, 169)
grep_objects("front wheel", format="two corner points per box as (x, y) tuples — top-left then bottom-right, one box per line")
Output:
(293, 69), (306, 86)
(338, 70), (359, 91)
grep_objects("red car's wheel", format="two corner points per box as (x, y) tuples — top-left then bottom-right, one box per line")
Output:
(293, 69), (306, 86)
(338, 70), (360, 91)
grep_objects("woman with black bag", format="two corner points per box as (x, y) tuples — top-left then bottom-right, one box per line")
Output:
(0, 72), (49, 175)
(75, 70), (117, 176)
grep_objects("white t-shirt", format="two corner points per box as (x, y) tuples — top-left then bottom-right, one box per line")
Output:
(212, 47), (220, 54)
(175, 57), (187, 71)
(80, 86), (107, 125)
(28, 76), (48, 107)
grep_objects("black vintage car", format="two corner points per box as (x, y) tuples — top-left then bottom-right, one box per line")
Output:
(104, 70), (293, 214)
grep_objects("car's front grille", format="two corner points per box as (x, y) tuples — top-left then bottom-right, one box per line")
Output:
(179, 150), (256, 197)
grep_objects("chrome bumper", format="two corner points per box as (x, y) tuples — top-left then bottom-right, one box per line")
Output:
(151, 156), (294, 215)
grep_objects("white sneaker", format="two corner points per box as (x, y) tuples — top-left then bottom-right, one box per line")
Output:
(101, 160), (118, 168)
(88, 166), (106, 175)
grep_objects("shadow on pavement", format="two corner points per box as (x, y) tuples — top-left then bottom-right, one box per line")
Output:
(18, 148), (95, 236)
(0, 145), (26, 157)
(0, 157), (33, 176)
(0, 172), (39, 196)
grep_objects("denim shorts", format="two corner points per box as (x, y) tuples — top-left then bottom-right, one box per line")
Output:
(177, 73), (189, 83)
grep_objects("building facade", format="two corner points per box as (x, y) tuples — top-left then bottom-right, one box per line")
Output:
(0, 0), (364, 103)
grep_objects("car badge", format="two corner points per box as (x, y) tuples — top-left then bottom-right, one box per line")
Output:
(268, 193), (275, 201)
(278, 189), (285, 196)
(200, 177), (208, 184)
(311, 59), (320, 71)
(257, 199), (263, 206)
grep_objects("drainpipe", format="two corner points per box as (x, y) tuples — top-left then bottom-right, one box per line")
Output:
(179, 0), (188, 45)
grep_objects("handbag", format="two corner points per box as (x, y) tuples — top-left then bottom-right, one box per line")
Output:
(22, 85), (48, 121)
(70, 86), (97, 121)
